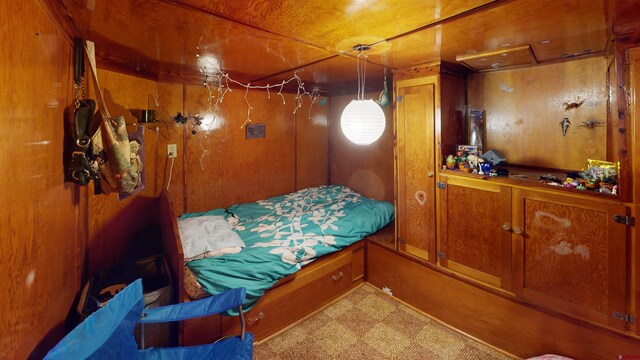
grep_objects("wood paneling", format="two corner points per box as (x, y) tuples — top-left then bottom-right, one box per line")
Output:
(295, 95), (329, 190)
(86, 70), (185, 273)
(329, 91), (394, 202)
(367, 242), (640, 360)
(468, 56), (609, 170)
(54, 0), (615, 90)
(174, 0), (494, 55)
(396, 78), (437, 261)
(514, 190), (628, 330)
(183, 86), (303, 211)
(0, 1), (80, 358)
(439, 71), (468, 159)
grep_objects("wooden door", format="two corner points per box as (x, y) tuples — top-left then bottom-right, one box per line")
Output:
(396, 76), (437, 261)
(513, 190), (629, 330)
(439, 176), (513, 290)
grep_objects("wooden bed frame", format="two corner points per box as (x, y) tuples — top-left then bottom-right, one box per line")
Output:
(158, 190), (369, 345)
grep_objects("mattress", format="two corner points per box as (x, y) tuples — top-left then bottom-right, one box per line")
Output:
(181, 185), (395, 312)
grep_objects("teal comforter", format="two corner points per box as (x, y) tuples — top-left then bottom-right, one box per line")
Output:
(185, 185), (394, 311)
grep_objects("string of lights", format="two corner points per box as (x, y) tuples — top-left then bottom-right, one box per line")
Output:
(175, 53), (321, 135)
(176, 53), (322, 169)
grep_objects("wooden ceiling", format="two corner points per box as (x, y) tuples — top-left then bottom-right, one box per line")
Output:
(50, 0), (640, 93)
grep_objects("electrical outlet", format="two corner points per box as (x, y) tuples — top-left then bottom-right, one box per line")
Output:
(167, 144), (177, 158)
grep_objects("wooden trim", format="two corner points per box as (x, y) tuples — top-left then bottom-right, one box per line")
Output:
(614, 41), (634, 202)
(456, 45), (535, 62)
(158, 192), (185, 298)
(37, 0), (80, 42)
(446, 261), (502, 287)
(405, 244), (430, 260)
(395, 75), (439, 89)
(445, 175), (503, 192)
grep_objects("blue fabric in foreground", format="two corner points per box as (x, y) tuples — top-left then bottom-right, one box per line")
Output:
(44, 279), (144, 359)
(139, 333), (254, 360)
(187, 185), (395, 313)
(45, 280), (253, 360)
(140, 287), (246, 323)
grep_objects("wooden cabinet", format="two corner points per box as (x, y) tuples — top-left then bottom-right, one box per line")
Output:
(437, 173), (631, 330)
(395, 76), (437, 261)
(439, 176), (512, 291)
(512, 189), (629, 330)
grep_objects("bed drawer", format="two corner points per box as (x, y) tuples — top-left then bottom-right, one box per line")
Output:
(221, 250), (355, 341)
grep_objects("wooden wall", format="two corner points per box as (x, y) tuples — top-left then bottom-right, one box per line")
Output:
(0, 1), (81, 358)
(468, 56), (609, 170)
(329, 92), (395, 202)
(183, 85), (328, 212)
(86, 70), (185, 274)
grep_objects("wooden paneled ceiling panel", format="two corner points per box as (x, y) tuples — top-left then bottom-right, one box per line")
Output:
(168, 0), (496, 53)
(55, 0), (634, 91)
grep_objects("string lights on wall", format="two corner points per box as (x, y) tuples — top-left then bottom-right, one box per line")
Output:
(174, 51), (322, 170)
(174, 52), (321, 137)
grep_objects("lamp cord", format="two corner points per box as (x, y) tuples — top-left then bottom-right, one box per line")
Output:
(356, 51), (368, 100)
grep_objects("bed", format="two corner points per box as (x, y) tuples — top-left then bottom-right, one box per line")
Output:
(159, 185), (394, 343)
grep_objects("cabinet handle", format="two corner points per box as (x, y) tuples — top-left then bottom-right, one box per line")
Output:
(502, 223), (511, 231)
(332, 271), (344, 281)
(247, 312), (264, 324)
(513, 226), (523, 235)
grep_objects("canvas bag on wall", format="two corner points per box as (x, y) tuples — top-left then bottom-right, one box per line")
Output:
(85, 41), (142, 194)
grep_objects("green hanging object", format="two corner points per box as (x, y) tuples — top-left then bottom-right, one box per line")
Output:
(377, 69), (390, 108)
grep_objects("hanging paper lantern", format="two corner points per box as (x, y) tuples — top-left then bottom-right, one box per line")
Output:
(340, 99), (386, 145)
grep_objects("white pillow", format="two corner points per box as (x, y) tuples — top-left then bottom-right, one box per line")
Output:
(177, 216), (245, 261)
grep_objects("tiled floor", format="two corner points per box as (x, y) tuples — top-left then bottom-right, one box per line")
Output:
(254, 284), (515, 359)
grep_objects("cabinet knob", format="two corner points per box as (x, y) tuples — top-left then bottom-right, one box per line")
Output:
(513, 226), (523, 235)
(427, 171), (434, 177)
(502, 223), (511, 231)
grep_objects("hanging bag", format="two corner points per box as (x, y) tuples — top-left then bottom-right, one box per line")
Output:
(84, 41), (142, 194)
(66, 38), (100, 187)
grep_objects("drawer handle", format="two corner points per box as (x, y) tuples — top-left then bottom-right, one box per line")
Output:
(247, 312), (264, 324)
(332, 271), (344, 281)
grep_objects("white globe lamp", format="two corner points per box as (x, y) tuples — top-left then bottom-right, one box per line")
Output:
(340, 99), (385, 145)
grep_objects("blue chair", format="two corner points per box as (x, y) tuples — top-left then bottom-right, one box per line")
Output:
(44, 279), (253, 359)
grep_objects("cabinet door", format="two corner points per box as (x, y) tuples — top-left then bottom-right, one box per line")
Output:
(513, 190), (628, 330)
(439, 177), (513, 290)
(396, 79), (436, 261)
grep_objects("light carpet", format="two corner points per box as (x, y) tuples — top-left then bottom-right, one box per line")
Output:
(254, 284), (516, 359)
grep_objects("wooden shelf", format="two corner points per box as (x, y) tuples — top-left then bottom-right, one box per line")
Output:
(439, 164), (619, 200)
